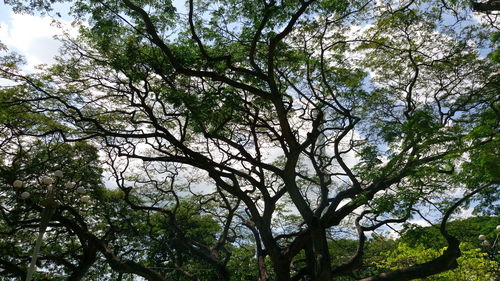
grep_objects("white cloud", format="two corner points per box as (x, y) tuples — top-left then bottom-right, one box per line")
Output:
(0, 11), (78, 71)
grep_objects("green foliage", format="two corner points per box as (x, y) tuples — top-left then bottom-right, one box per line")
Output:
(401, 216), (500, 251)
(488, 32), (500, 64)
(1, 0), (499, 280)
(144, 201), (224, 281)
(375, 243), (499, 281)
(374, 243), (439, 270)
(226, 246), (261, 281)
(0, 141), (107, 280)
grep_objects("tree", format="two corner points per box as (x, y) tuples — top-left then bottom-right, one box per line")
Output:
(0, 140), (104, 280)
(1, 0), (499, 280)
(0, 139), (233, 281)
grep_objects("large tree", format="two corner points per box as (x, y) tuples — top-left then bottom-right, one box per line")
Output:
(1, 0), (499, 280)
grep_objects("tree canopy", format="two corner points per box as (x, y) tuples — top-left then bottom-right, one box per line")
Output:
(0, 0), (499, 280)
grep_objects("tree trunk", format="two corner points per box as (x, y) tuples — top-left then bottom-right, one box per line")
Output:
(307, 226), (332, 281)
(471, 0), (500, 12)
(273, 258), (291, 281)
(258, 254), (270, 281)
(215, 264), (231, 281)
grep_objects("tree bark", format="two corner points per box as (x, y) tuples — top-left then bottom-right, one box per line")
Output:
(67, 244), (97, 281)
(215, 263), (231, 281)
(471, 0), (500, 12)
(258, 254), (270, 281)
(273, 258), (291, 281)
(307, 225), (332, 281)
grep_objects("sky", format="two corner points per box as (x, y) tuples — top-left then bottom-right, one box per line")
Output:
(0, 2), (73, 71)
(0, 0), (187, 71)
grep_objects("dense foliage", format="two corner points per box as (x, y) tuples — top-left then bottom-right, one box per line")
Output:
(0, 0), (499, 280)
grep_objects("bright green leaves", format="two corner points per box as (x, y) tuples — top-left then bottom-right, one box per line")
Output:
(375, 243), (499, 281)
(74, 0), (177, 37)
(226, 246), (261, 281)
(357, 4), (496, 185)
(460, 137), (499, 187)
(374, 243), (439, 270)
